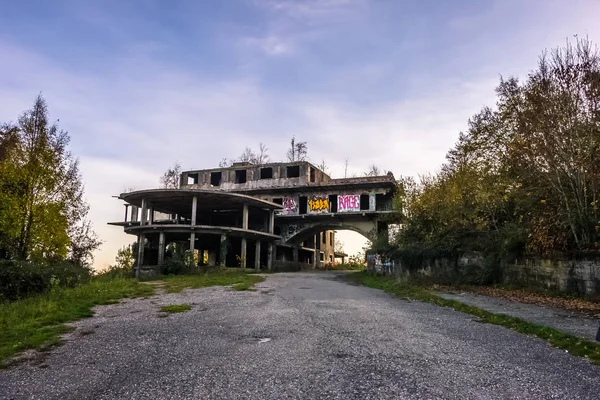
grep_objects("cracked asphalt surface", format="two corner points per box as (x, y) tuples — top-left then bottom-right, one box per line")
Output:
(1, 272), (600, 399)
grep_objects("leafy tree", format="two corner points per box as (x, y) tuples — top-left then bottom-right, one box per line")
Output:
(160, 161), (181, 189)
(114, 245), (134, 270)
(0, 95), (100, 266)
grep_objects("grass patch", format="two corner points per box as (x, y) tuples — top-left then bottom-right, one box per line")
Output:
(232, 282), (255, 291)
(347, 271), (600, 365)
(0, 278), (154, 367)
(162, 270), (265, 293)
(160, 304), (191, 314)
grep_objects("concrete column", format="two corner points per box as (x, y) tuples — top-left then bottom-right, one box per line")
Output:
(189, 232), (196, 267)
(158, 232), (165, 265)
(140, 198), (147, 225)
(191, 196), (197, 226)
(315, 234), (321, 269)
(124, 204), (129, 222)
(269, 210), (275, 234)
(220, 234), (228, 266)
(293, 246), (299, 263)
(241, 238), (247, 268)
(255, 240), (261, 271)
(242, 203), (249, 229)
(313, 234), (318, 270)
(267, 243), (273, 271)
(136, 234), (145, 279)
(149, 206), (154, 224)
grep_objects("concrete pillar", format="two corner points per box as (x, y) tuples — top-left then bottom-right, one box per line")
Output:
(124, 204), (129, 222)
(140, 198), (147, 225)
(158, 232), (165, 265)
(242, 203), (249, 229)
(293, 246), (299, 263)
(136, 234), (145, 279)
(267, 242), (273, 271)
(241, 237), (247, 268)
(189, 232), (196, 267)
(313, 234), (318, 270)
(315, 233), (321, 269)
(255, 240), (261, 271)
(269, 210), (275, 234)
(220, 234), (228, 266)
(191, 196), (197, 226)
(149, 206), (154, 224)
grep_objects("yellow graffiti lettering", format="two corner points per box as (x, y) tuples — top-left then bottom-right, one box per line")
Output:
(309, 197), (329, 212)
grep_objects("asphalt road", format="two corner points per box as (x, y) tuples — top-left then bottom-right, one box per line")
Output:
(2, 272), (600, 399)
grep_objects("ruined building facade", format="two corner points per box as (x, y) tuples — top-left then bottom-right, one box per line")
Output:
(110, 160), (398, 276)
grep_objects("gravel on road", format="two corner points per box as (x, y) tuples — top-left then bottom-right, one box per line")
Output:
(1, 272), (600, 400)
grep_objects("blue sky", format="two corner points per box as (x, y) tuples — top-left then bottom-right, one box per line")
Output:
(1, 0), (599, 269)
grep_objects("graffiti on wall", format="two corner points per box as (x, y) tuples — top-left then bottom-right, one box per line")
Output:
(286, 223), (305, 237)
(338, 194), (361, 212)
(282, 196), (298, 216)
(308, 195), (329, 214)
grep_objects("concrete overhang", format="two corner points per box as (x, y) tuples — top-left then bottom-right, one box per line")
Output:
(118, 189), (283, 216)
(120, 224), (281, 240)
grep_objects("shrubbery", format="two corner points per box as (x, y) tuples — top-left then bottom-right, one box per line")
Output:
(0, 260), (91, 301)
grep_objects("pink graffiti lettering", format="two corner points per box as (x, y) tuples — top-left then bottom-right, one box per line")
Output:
(338, 194), (360, 212)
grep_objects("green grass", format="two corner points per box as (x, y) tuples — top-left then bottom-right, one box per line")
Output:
(160, 304), (192, 313)
(347, 271), (600, 365)
(0, 278), (154, 367)
(162, 270), (265, 293)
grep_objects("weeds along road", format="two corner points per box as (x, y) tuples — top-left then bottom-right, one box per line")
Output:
(1, 272), (599, 399)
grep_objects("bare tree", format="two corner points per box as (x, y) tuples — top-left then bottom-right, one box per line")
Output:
(238, 147), (255, 163)
(160, 161), (181, 189)
(287, 136), (308, 161)
(365, 164), (382, 176)
(334, 238), (345, 254)
(254, 143), (270, 165)
(218, 158), (232, 167)
(318, 159), (330, 175)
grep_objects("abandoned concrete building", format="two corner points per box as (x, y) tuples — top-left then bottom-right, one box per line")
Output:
(109, 160), (398, 277)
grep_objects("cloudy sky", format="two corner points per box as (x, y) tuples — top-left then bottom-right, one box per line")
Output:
(1, 0), (599, 269)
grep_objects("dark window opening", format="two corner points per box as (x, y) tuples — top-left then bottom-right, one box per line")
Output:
(235, 170), (247, 184)
(210, 172), (222, 186)
(309, 167), (316, 182)
(360, 194), (370, 210)
(322, 233), (326, 244)
(299, 196), (307, 214)
(274, 226), (281, 236)
(260, 167), (273, 179)
(329, 194), (338, 213)
(272, 198), (283, 205)
(286, 165), (300, 178)
(320, 252), (324, 261)
(187, 173), (199, 185)
(330, 232), (333, 245)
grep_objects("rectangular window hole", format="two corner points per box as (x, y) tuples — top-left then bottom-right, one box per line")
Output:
(187, 173), (199, 185)
(286, 165), (300, 178)
(260, 167), (273, 179)
(328, 195), (338, 213)
(299, 196), (307, 214)
(210, 172), (222, 186)
(272, 198), (283, 205)
(235, 170), (247, 184)
(360, 194), (370, 210)
(309, 167), (315, 182)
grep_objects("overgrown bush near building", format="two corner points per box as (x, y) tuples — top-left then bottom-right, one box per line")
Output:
(0, 260), (91, 302)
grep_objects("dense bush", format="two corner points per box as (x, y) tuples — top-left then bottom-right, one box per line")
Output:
(0, 260), (91, 301)
(159, 258), (190, 275)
